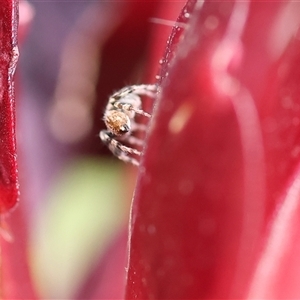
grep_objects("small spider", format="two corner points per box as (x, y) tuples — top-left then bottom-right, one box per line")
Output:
(100, 84), (157, 166)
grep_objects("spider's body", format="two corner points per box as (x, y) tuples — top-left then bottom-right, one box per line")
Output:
(100, 84), (157, 166)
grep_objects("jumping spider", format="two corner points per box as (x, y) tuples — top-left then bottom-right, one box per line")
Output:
(100, 84), (157, 166)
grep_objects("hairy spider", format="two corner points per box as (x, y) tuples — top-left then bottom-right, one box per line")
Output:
(100, 84), (157, 166)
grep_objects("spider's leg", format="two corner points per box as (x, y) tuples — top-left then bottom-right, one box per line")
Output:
(112, 139), (141, 166)
(131, 122), (147, 132)
(116, 150), (140, 166)
(100, 130), (141, 155)
(114, 102), (151, 118)
(126, 84), (157, 99)
(100, 130), (140, 166)
(114, 84), (157, 99)
(123, 135), (144, 146)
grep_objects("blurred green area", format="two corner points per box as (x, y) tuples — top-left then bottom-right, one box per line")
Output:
(30, 156), (128, 299)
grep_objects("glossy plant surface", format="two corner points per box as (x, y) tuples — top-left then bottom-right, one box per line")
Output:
(126, 1), (300, 299)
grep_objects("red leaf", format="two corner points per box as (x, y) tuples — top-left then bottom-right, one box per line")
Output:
(126, 1), (300, 298)
(0, 0), (19, 213)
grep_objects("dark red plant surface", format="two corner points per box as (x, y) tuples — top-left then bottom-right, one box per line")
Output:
(0, 0), (19, 213)
(0, 1), (38, 299)
(126, 1), (300, 299)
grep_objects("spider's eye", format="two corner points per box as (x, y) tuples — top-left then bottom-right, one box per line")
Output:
(119, 124), (130, 134)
